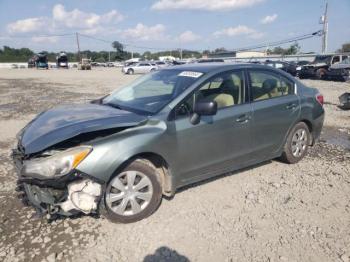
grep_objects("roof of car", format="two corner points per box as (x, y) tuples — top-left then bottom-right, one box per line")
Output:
(163, 62), (272, 73)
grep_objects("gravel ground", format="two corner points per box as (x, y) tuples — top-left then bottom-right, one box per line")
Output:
(0, 68), (349, 262)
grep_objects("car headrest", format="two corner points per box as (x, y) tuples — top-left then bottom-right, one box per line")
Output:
(262, 79), (277, 91)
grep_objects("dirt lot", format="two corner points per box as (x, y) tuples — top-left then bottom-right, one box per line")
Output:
(0, 68), (349, 262)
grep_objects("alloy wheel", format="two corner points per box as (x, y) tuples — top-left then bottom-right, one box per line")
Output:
(291, 128), (308, 157)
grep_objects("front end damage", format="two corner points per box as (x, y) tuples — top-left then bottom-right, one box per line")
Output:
(12, 146), (104, 220)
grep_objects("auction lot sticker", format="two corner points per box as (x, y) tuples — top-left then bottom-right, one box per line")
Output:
(178, 71), (203, 78)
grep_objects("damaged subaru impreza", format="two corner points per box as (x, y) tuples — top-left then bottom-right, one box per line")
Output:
(12, 63), (324, 223)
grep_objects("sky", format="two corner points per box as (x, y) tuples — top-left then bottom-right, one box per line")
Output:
(0, 0), (349, 53)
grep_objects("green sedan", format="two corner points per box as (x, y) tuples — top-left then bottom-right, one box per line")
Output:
(13, 63), (324, 223)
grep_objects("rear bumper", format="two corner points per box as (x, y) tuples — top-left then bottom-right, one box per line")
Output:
(311, 112), (325, 144)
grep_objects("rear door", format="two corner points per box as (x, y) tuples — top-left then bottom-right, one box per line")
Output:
(248, 69), (300, 159)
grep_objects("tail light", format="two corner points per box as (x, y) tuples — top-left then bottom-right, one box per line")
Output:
(316, 93), (324, 106)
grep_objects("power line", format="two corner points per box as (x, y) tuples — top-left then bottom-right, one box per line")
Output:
(232, 30), (322, 52)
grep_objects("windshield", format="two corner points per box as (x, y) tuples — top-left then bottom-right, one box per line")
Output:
(103, 69), (204, 114)
(313, 55), (331, 64)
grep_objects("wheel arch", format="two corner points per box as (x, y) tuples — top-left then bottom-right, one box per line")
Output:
(299, 119), (314, 145)
(112, 152), (175, 197)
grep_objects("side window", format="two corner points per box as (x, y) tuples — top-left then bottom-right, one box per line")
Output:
(332, 56), (340, 64)
(176, 70), (245, 117)
(249, 71), (294, 101)
(342, 56), (348, 61)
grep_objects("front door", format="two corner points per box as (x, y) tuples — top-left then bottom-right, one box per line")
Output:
(169, 70), (254, 184)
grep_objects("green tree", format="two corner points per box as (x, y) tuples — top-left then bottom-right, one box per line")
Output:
(112, 41), (125, 61)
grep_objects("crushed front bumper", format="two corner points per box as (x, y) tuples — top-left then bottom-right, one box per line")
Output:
(12, 148), (104, 220)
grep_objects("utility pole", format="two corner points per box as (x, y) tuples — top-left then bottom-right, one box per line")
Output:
(76, 32), (81, 62)
(320, 1), (328, 54)
(108, 51), (111, 62)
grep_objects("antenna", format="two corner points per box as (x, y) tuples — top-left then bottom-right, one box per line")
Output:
(320, 1), (328, 54)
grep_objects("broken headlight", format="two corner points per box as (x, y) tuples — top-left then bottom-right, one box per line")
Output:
(22, 146), (92, 179)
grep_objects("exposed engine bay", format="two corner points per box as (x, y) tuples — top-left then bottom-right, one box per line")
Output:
(17, 176), (103, 220)
(60, 179), (102, 214)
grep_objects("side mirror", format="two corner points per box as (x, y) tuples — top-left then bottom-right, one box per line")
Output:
(194, 101), (218, 116)
(190, 101), (218, 125)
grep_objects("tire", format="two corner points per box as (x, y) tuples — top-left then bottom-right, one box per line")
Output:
(280, 122), (310, 164)
(150, 68), (156, 72)
(127, 69), (134, 75)
(316, 68), (327, 80)
(103, 159), (162, 223)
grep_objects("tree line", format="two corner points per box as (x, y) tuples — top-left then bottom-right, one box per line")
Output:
(1, 42), (349, 63)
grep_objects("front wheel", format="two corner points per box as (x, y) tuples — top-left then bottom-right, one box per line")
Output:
(103, 159), (162, 223)
(316, 68), (327, 80)
(280, 122), (310, 164)
(127, 69), (134, 75)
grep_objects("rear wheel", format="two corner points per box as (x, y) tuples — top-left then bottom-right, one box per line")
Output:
(103, 159), (162, 223)
(280, 122), (310, 164)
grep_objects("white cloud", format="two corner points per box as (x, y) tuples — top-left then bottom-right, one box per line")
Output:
(6, 4), (124, 35)
(213, 25), (263, 39)
(52, 4), (123, 29)
(121, 23), (168, 41)
(7, 17), (49, 33)
(260, 14), (278, 24)
(152, 0), (264, 11)
(177, 30), (201, 43)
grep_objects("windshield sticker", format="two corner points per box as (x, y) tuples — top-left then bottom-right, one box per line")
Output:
(178, 71), (203, 78)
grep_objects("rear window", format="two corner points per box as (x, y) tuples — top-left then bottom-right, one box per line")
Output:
(249, 70), (294, 101)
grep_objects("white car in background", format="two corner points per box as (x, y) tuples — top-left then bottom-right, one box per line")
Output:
(122, 62), (158, 74)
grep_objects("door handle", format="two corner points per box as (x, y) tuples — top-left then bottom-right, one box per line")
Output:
(236, 114), (251, 123)
(286, 103), (297, 110)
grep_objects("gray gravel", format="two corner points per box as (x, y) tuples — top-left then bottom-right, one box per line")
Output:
(0, 69), (349, 262)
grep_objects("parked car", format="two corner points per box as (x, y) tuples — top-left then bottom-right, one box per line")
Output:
(56, 52), (69, 69)
(325, 57), (350, 82)
(78, 58), (92, 70)
(153, 61), (168, 68)
(197, 58), (225, 63)
(299, 54), (348, 80)
(36, 52), (49, 69)
(122, 62), (158, 74)
(12, 63), (324, 223)
(264, 61), (297, 76)
(11, 64), (18, 69)
(27, 57), (36, 68)
(295, 60), (311, 76)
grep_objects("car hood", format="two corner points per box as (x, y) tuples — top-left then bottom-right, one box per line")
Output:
(18, 103), (148, 155)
